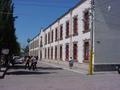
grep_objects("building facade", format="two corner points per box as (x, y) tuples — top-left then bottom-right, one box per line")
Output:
(29, 0), (120, 72)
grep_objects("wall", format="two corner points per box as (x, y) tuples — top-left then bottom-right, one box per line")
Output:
(94, 0), (120, 71)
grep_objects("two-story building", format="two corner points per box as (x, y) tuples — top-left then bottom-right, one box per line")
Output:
(29, 0), (120, 72)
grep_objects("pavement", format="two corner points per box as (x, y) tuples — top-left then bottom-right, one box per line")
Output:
(0, 59), (118, 78)
(0, 61), (120, 90)
(39, 60), (118, 75)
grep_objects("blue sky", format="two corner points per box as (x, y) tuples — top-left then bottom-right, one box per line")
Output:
(13, 0), (80, 48)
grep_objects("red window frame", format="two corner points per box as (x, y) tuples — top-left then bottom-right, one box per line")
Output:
(45, 48), (46, 59)
(60, 24), (63, 40)
(73, 16), (78, 35)
(73, 43), (78, 62)
(55, 28), (58, 41)
(55, 46), (57, 59)
(65, 44), (69, 61)
(83, 10), (90, 32)
(84, 42), (89, 60)
(51, 47), (53, 59)
(60, 45), (62, 60)
(51, 30), (53, 42)
(48, 47), (49, 59)
(66, 21), (69, 38)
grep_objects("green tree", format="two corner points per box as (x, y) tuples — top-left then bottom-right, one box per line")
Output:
(0, 0), (20, 56)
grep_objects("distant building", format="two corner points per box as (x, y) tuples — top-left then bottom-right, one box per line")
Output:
(28, 0), (120, 72)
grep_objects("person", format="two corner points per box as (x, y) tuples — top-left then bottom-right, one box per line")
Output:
(69, 57), (74, 69)
(25, 56), (30, 69)
(29, 56), (37, 71)
(34, 56), (38, 70)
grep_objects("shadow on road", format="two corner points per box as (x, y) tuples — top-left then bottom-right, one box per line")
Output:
(6, 71), (55, 75)
(9, 65), (63, 70)
(4, 64), (63, 76)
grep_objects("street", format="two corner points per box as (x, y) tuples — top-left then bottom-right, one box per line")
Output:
(0, 62), (120, 90)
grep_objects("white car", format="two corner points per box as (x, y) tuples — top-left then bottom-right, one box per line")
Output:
(13, 56), (24, 64)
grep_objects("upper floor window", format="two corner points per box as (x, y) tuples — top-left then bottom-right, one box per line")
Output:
(55, 28), (58, 41)
(83, 9), (90, 33)
(60, 24), (63, 40)
(40, 36), (43, 47)
(73, 16), (78, 35)
(45, 34), (47, 45)
(66, 21), (69, 38)
(51, 30), (54, 43)
(48, 32), (50, 44)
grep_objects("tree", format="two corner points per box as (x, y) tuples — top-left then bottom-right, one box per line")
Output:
(0, 0), (20, 56)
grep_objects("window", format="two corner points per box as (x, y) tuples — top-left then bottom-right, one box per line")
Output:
(40, 36), (42, 47)
(48, 32), (50, 44)
(73, 16), (78, 35)
(55, 46), (57, 59)
(84, 42), (89, 61)
(45, 48), (46, 59)
(51, 30), (53, 43)
(83, 10), (90, 32)
(55, 28), (58, 41)
(73, 43), (78, 62)
(60, 45), (62, 60)
(65, 44), (69, 61)
(45, 34), (47, 45)
(48, 47), (49, 59)
(51, 47), (53, 59)
(66, 21), (69, 38)
(40, 50), (42, 59)
(60, 24), (63, 40)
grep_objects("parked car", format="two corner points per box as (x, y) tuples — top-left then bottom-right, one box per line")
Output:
(10, 56), (24, 66)
(14, 57), (24, 64)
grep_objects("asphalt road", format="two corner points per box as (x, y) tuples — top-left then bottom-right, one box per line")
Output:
(0, 62), (120, 90)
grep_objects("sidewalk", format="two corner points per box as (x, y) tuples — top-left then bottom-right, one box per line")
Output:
(38, 60), (89, 74)
(38, 60), (118, 75)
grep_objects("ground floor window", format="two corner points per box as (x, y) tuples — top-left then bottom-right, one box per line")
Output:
(55, 46), (57, 60)
(73, 43), (78, 62)
(84, 42), (89, 61)
(48, 47), (49, 59)
(66, 44), (69, 61)
(60, 45), (62, 60)
(40, 50), (42, 59)
(51, 47), (53, 59)
(45, 48), (46, 59)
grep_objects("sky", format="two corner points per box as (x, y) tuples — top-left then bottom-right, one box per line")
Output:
(13, 0), (80, 48)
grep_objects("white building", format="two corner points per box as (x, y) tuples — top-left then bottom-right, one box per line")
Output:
(29, 0), (120, 72)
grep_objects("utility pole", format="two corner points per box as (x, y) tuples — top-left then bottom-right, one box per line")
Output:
(89, 0), (95, 75)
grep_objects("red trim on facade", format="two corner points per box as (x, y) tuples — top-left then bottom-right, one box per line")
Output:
(66, 21), (69, 38)
(83, 10), (90, 32)
(60, 25), (63, 40)
(66, 44), (69, 61)
(60, 45), (62, 60)
(55, 46), (57, 60)
(73, 16), (78, 35)
(73, 43), (78, 62)
(84, 42), (89, 60)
